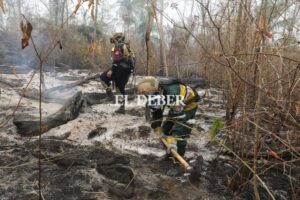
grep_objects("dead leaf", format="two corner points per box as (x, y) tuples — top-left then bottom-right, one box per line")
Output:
(258, 15), (273, 39)
(0, 0), (5, 13)
(73, 0), (96, 21)
(58, 40), (63, 50)
(269, 150), (282, 161)
(295, 103), (300, 116)
(20, 20), (33, 49)
(271, 47), (278, 55)
(265, 31), (273, 38)
(11, 65), (18, 78)
(88, 0), (93, 8)
(73, 0), (83, 14)
(91, 4), (95, 21)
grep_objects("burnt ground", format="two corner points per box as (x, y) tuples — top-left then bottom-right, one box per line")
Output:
(0, 139), (217, 200)
(0, 69), (299, 200)
(1, 136), (299, 200)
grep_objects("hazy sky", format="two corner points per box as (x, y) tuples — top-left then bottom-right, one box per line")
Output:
(2, 0), (298, 41)
(48, 0), (193, 26)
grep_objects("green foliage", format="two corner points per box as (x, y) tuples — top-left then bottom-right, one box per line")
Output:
(209, 119), (224, 139)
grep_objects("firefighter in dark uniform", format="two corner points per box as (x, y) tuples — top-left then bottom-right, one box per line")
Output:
(100, 33), (135, 113)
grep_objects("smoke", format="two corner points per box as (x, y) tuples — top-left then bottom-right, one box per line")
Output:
(45, 88), (78, 105)
(0, 17), (65, 71)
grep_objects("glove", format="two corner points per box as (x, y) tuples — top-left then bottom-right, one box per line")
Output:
(154, 127), (163, 135)
(165, 136), (177, 154)
(147, 95), (164, 112)
(107, 70), (113, 78)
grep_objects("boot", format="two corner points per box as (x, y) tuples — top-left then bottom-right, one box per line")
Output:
(115, 104), (125, 114)
(105, 88), (115, 102)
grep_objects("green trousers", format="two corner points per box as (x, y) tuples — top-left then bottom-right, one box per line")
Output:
(163, 107), (197, 156)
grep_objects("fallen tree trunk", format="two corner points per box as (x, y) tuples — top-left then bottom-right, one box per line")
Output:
(0, 64), (32, 74)
(84, 88), (136, 105)
(13, 91), (84, 136)
(83, 92), (107, 105)
(180, 78), (206, 88)
(0, 77), (25, 87)
(54, 63), (74, 73)
(55, 62), (72, 69)
(157, 76), (206, 88)
(21, 87), (135, 105)
(46, 74), (204, 96)
(46, 74), (100, 93)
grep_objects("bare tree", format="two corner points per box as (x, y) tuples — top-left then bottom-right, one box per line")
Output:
(153, 0), (168, 76)
(145, 0), (156, 75)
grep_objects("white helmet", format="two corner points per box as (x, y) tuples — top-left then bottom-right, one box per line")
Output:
(137, 76), (159, 95)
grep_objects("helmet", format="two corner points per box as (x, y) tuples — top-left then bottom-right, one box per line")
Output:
(110, 33), (125, 44)
(137, 76), (159, 95)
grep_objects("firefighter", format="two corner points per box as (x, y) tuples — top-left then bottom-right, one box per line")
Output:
(137, 76), (199, 158)
(100, 33), (135, 114)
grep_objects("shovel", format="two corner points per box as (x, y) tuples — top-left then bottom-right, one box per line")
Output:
(161, 138), (203, 179)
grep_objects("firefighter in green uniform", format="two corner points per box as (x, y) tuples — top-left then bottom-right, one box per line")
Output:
(137, 76), (200, 157)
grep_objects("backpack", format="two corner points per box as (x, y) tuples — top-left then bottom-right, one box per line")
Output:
(158, 77), (201, 103)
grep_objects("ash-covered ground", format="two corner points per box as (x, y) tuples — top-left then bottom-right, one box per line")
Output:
(0, 67), (297, 200)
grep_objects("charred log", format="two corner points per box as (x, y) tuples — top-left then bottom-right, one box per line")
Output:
(13, 91), (84, 136)
(0, 77), (25, 87)
(83, 92), (107, 105)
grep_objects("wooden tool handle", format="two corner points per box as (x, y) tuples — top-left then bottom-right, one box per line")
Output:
(161, 138), (191, 170)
